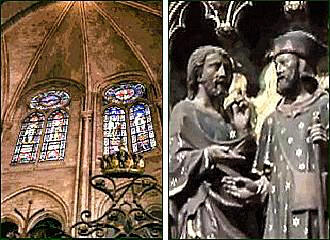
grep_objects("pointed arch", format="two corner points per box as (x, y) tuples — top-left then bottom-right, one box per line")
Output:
(12, 112), (45, 164)
(103, 106), (128, 155)
(27, 217), (63, 238)
(129, 102), (156, 153)
(39, 109), (69, 161)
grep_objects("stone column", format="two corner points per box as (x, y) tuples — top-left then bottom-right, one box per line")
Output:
(79, 110), (93, 214)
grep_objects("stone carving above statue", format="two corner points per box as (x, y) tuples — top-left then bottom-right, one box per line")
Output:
(169, 1), (252, 39)
(283, 1), (306, 12)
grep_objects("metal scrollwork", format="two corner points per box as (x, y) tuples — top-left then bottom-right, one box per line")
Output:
(72, 171), (162, 238)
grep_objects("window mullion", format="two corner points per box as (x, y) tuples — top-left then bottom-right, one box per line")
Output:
(36, 111), (48, 164)
(125, 106), (133, 154)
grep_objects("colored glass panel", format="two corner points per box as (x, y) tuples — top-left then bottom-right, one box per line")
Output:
(129, 103), (156, 153)
(103, 106), (128, 154)
(39, 110), (69, 161)
(30, 90), (70, 110)
(12, 112), (45, 164)
(104, 83), (145, 104)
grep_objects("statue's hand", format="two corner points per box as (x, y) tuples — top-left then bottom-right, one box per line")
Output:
(206, 145), (245, 164)
(231, 100), (251, 131)
(222, 176), (258, 201)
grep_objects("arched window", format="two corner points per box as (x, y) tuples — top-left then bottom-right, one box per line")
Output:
(12, 90), (70, 164)
(12, 112), (45, 164)
(39, 110), (69, 161)
(28, 218), (63, 238)
(103, 106), (128, 155)
(103, 82), (156, 154)
(129, 103), (156, 153)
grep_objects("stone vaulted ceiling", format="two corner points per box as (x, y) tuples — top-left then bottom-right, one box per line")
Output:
(1, 1), (162, 120)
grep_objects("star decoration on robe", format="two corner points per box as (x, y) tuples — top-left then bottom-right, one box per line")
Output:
(271, 185), (276, 194)
(295, 148), (302, 158)
(178, 152), (185, 163)
(288, 137), (293, 145)
(313, 111), (320, 119)
(298, 122), (304, 129)
(267, 117), (273, 125)
(298, 163), (306, 170)
(229, 130), (236, 139)
(170, 177), (178, 187)
(285, 181), (290, 191)
(293, 217), (300, 227)
(181, 166), (185, 174)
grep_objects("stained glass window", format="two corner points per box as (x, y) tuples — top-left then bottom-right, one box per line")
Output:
(39, 110), (69, 161)
(12, 90), (71, 165)
(129, 103), (156, 153)
(104, 83), (145, 105)
(103, 82), (156, 155)
(103, 106), (128, 155)
(30, 90), (70, 110)
(12, 112), (45, 164)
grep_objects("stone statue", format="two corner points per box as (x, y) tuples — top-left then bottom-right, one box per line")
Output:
(224, 30), (329, 239)
(169, 46), (261, 238)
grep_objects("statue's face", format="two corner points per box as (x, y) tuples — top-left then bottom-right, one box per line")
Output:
(199, 52), (232, 99)
(274, 53), (300, 96)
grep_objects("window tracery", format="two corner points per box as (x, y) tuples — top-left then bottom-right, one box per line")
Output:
(12, 90), (70, 164)
(103, 82), (156, 155)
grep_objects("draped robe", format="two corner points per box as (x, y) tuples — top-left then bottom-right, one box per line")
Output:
(255, 89), (329, 239)
(169, 100), (260, 239)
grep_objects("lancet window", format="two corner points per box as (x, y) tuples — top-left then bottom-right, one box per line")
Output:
(12, 90), (70, 164)
(103, 82), (156, 155)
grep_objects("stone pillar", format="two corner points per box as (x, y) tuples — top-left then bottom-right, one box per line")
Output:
(79, 110), (93, 214)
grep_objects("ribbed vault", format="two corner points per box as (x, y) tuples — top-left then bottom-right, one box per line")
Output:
(1, 1), (162, 122)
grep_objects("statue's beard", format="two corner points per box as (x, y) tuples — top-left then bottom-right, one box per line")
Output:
(277, 75), (299, 97)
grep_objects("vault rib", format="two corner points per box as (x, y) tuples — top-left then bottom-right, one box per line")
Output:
(1, 34), (10, 121)
(92, 2), (161, 98)
(117, 1), (161, 17)
(79, 1), (92, 110)
(5, 1), (75, 123)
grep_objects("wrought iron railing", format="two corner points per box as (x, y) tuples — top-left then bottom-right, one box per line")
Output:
(72, 154), (162, 238)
